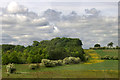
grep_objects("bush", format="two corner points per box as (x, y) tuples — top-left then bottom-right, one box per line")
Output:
(29, 64), (39, 70)
(57, 60), (63, 66)
(84, 56), (89, 61)
(51, 60), (59, 66)
(68, 57), (75, 63)
(103, 55), (111, 60)
(63, 57), (81, 64)
(6, 63), (16, 74)
(41, 59), (50, 64)
(112, 56), (118, 60)
(101, 55), (119, 60)
(74, 57), (81, 64)
(41, 59), (56, 67)
(41, 57), (81, 67)
(63, 57), (70, 64)
(39, 63), (45, 67)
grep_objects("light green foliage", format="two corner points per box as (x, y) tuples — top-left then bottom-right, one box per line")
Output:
(41, 59), (55, 67)
(6, 63), (16, 74)
(63, 57), (70, 64)
(41, 59), (50, 64)
(41, 59), (63, 67)
(29, 64), (39, 70)
(74, 57), (81, 64)
(51, 60), (59, 66)
(51, 60), (63, 66)
(101, 55), (119, 60)
(68, 57), (76, 63)
(57, 60), (63, 66)
(112, 56), (118, 60)
(39, 63), (45, 67)
(63, 57), (81, 64)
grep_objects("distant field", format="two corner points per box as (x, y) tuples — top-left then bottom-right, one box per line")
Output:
(95, 50), (118, 57)
(2, 49), (118, 78)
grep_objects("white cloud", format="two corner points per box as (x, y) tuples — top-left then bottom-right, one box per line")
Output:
(92, 30), (104, 33)
(85, 8), (100, 17)
(1, 2), (118, 48)
(53, 26), (60, 33)
(36, 26), (50, 29)
(6, 1), (28, 13)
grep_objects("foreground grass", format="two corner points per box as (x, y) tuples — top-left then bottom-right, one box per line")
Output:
(2, 60), (118, 78)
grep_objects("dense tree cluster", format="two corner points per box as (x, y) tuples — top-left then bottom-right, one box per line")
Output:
(2, 37), (85, 65)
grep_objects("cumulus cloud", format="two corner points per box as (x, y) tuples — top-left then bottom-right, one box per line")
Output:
(54, 10), (118, 48)
(43, 9), (62, 22)
(1, 2), (118, 48)
(2, 33), (17, 44)
(6, 1), (28, 14)
(85, 8), (101, 17)
(1, 2), (58, 45)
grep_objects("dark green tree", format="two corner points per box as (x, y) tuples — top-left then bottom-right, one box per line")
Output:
(94, 44), (101, 47)
(107, 42), (113, 48)
(9, 51), (19, 63)
(2, 37), (85, 64)
(2, 54), (9, 64)
(33, 41), (39, 46)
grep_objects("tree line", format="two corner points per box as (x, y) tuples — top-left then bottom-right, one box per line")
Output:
(2, 37), (86, 65)
(90, 42), (120, 49)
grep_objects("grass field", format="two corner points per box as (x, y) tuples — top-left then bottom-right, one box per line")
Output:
(2, 49), (118, 78)
(95, 49), (118, 57)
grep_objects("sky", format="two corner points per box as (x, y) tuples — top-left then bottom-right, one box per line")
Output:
(0, 0), (119, 49)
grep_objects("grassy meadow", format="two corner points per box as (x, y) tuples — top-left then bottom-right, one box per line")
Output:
(2, 49), (118, 78)
(95, 49), (118, 57)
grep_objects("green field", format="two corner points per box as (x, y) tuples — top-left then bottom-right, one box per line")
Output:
(2, 49), (118, 78)
(95, 50), (118, 57)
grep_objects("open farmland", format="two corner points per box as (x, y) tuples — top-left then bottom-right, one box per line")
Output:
(2, 49), (118, 78)
(95, 50), (118, 57)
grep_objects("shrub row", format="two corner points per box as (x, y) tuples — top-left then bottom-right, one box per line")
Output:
(29, 57), (81, 69)
(101, 55), (119, 60)
(41, 59), (63, 67)
(41, 57), (81, 67)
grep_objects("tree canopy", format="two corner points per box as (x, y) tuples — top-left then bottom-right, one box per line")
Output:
(107, 42), (113, 47)
(2, 37), (85, 64)
(94, 44), (101, 47)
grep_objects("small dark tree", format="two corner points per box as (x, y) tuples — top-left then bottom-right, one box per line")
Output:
(116, 46), (119, 48)
(107, 42), (113, 48)
(94, 44), (101, 47)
